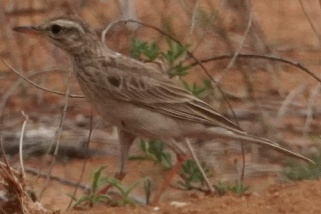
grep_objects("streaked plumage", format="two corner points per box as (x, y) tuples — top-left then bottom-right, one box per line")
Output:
(13, 16), (313, 180)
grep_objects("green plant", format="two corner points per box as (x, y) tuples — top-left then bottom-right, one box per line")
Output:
(182, 79), (211, 98)
(129, 38), (191, 76)
(129, 140), (173, 169)
(130, 38), (212, 98)
(105, 177), (139, 206)
(177, 159), (211, 190)
(161, 39), (191, 77)
(68, 166), (110, 208)
(129, 38), (160, 61)
(68, 166), (138, 208)
(283, 151), (321, 181)
(214, 182), (249, 196)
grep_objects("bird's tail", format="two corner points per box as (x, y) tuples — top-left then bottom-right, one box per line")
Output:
(209, 128), (313, 164)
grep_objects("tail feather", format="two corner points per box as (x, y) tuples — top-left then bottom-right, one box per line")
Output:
(210, 128), (313, 164)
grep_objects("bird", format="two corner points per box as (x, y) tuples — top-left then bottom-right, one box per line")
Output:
(13, 16), (312, 202)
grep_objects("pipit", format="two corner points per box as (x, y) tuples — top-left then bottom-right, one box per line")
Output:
(13, 16), (312, 201)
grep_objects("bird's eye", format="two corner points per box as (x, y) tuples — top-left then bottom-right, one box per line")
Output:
(50, 24), (62, 34)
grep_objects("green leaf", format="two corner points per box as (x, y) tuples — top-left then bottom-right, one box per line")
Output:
(129, 140), (173, 169)
(182, 79), (211, 98)
(144, 42), (160, 61)
(130, 38), (161, 61)
(178, 159), (210, 189)
(129, 38), (147, 59)
(91, 165), (107, 193)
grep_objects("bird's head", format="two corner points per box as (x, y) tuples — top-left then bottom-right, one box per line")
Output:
(13, 16), (100, 55)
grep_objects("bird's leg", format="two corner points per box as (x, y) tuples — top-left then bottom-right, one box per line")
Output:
(184, 138), (215, 193)
(115, 129), (136, 179)
(152, 152), (187, 204)
(152, 138), (188, 204)
(98, 128), (135, 194)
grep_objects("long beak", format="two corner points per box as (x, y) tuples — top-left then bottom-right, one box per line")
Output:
(12, 26), (42, 36)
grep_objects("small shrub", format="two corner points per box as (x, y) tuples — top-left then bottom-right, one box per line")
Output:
(178, 159), (211, 190)
(214, 182), (249, 196)
(129, 140), (173, 169)
(68, 166), (138, 208)
(283, 151), (321, 181)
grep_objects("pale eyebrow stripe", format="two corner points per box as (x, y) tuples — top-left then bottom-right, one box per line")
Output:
(51, 20), (85, 33)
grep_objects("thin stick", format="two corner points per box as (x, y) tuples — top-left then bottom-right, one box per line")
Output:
(278, 84), (306, 118)
(67, 111), (93, 209)
(0, 57), (84, 98)
(216, 11), (253, 83)
(0, 138), (16, 181)
(298, 0), (320, 45)
(25, 167), (89, 191)
(221, 3), (253, 184)
(184, 138), (214, 193)
(189, 54), (321, 83)
(189, 0), (199, 34)
(304, 83), (321, 135)
(19, 111), (29, 178)
(38, 69), (73, 199)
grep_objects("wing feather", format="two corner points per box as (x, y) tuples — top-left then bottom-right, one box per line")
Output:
(98, 64), (243, 133)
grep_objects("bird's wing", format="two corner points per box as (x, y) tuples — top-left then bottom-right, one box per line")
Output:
(99, 63), (244, 134)
(96, 58), (314, 164)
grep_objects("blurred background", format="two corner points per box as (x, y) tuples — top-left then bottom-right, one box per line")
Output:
(0, 0), (321, 210)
